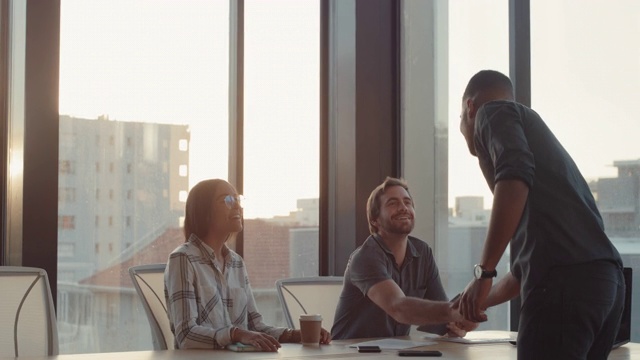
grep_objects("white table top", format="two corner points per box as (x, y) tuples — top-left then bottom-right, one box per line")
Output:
(6, 332), (639, 360)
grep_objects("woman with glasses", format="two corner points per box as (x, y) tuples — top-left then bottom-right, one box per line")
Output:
(164, 179), (330, 351)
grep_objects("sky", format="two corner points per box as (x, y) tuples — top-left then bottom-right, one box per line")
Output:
(59, 0), (639, 218)
(448, 0), (640, 210)
(59, 0), (319, 219)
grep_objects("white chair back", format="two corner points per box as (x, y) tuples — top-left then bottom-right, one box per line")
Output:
(129, 264), (174, 350)
(0, 266), (59, 357)
(275, 276), (344, 330)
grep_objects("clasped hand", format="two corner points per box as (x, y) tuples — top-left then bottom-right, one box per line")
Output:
(452, 278), (492, 323)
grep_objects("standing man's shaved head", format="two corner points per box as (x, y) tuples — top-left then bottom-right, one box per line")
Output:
(463, 70), (514, 102)
(459, 70), (515, 157)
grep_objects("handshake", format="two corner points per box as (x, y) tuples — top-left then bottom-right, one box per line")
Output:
(445, 293), (481, 338)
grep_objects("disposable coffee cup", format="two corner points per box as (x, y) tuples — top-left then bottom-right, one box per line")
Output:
(299, 314), (322, 346)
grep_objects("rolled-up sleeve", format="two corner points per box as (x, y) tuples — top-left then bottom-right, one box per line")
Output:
(476, 102), (535, 188)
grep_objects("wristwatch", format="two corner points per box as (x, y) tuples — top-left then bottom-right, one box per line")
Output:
(474, 264), (497, 280)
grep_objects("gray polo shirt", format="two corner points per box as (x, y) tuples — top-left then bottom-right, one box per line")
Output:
(331, 235), (449, 340)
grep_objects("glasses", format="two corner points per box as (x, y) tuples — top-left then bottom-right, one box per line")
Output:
(221, 194), (244, 209)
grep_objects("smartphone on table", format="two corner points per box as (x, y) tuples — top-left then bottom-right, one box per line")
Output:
(398, 349), (442, 357)
(357, 345), (382, 353)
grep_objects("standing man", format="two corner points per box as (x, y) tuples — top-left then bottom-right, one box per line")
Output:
(331, 177), (475, 340)
(456, 69), (625, 359)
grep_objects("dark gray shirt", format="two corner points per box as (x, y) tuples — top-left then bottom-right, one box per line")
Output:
(331, 235), (448, 340)
(474, 100), (622, 304)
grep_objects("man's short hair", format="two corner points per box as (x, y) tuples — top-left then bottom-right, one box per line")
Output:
(366, 177), (412, 235)
(463, 70), (514, 100)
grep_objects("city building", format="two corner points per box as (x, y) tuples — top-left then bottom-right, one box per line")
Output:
(56, 115), (189, 352)
(57, 115), (189, 284)
(595, 159), (640, 238)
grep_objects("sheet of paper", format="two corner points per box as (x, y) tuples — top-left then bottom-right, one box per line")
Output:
(425, 330), (516, 344)
(348, 338), (437, 350)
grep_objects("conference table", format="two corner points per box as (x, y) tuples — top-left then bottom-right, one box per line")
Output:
(6, 333), (639, 359)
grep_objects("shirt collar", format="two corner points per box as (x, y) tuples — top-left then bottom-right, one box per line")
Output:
(372, 233), (420, 259)
(188, 233), (230, 259)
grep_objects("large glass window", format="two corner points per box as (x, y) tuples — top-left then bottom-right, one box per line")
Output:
(243, 0), (320, 327)
(58, 0), (229, 353)
(401, 0), (510, 333)
(531, 0), (640, 341)
(446, 0), (510, 330)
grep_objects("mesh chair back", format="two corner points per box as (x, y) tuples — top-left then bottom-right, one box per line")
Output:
(128, 264), (174, 350)
(275, 276), (344, 330)
(0, 266), (59, 357)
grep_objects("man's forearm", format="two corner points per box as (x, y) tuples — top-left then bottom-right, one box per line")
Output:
(485, 272), (520, 308)
(388, 297), (458, 325)
(480, 180), (529, 270)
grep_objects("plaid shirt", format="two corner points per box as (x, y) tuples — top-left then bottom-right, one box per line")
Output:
(164, 234), (285, 349)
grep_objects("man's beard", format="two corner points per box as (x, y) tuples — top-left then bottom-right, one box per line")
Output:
(379, 217), (414, 235)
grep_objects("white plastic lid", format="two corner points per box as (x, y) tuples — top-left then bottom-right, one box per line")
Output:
(299, 314), (322, 321)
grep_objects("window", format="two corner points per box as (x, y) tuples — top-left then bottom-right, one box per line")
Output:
(400, 0), (510, 332)
(178, 164), (188, 177)
(531, 0), (640, 341)
(242, 0), (320, 327)
(59, 187), (76, 202)
(58, 0), (229, 353)
(59, 215), (75, 230)
(443, 0), (510, 331)
(58, 243), (75, 257)
(60, 132), (77, 147)
(59, 160), (75, 174)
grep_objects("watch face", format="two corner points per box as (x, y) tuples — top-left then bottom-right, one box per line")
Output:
(474, 265), (482, 279)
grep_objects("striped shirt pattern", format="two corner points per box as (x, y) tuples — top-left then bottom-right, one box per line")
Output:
(164, 234), (285, 349)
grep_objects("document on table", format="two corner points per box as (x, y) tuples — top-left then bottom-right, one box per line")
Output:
(349, 338), (437, 350)
(424, 330), (516, 344)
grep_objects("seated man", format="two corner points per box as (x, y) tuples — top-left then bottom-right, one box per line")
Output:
(331, 177), (475, 339)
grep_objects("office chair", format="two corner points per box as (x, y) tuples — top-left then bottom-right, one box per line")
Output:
(275, 276), (344, 330)
(0, 266), (59, 357)
(128, 264), (174, 350)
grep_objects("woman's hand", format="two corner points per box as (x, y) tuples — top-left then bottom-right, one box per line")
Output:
(319, 327), (332, 344)
(235, 328), (281, 352)
(288, 328), (331, 344)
